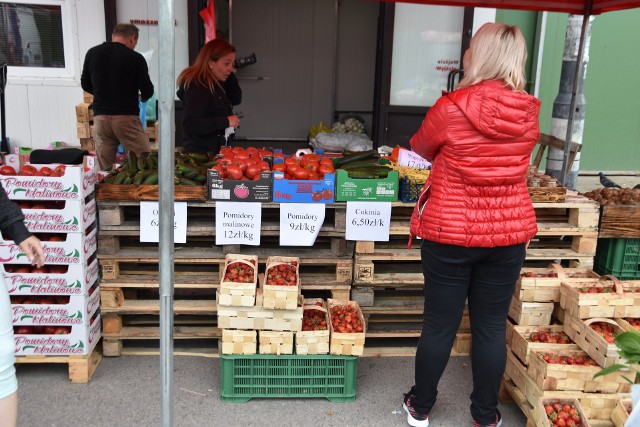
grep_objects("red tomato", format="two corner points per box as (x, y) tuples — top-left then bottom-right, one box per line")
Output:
(311, 192), (322, 202)
(226, 165), (243, 180)
(39, 167), (53, 176)
(245, 164), (261, 179)
(257, 161), (271, 172)
(0, 165), (16, 175)
(31, 267), (49, 274)
(293, 169), (310, 180)
(303, 161), (320, 173)
(272, 163), (287, 173)
(322, 189), (334, 200)
(319, 164), (334, 175)
(210, 164), (226, 178)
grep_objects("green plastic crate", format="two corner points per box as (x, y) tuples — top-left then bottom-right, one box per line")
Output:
(220, 354), (357, 402)
(594, 238), (640, 280)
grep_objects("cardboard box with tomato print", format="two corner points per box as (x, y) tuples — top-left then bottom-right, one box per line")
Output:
(2, 255), (99, 296)
(0, 224), (98, 265)
(13, 310), (101, 356)
(0, 155), (97, 201)
(10, 281), (100, 326)
(16, 196), (97, 234)
(207, 170), (272, 202)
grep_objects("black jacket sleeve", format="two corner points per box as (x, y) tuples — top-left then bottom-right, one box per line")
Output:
(80, 49), (93, 94)
(0, 182), (32, 245)
(137, 54), (154, 102)
(181, 83), (230, 135)
(223, 73), (242, 106)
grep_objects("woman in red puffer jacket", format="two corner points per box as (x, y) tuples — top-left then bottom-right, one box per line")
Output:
(402, 23), (540, 427)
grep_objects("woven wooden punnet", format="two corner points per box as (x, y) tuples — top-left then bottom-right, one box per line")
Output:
(531, 397), (591, 427)
(527, 349), (631, 393)
(261, 256), (300, 310)
(516, 264), (600, 302)
(509, 324), (579, 365)
(295, 299), (330, 355)
(560, 275), (640, 319)
(611, 398), (632, 427)
(218, 254), (258, 307)
(221, 329), (256, 355)
(216, 290), (303, 332)
(615, 317), (640, 333)
(508, 296), (554, 326)
(563, 315), (623, 368)
(259, 330), (294, 355)
(327, 299), (366, 356)
(579, 393), (620, 423)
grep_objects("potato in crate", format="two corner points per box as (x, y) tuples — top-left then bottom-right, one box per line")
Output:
(261, 256), (300, 310)
(219, 254), (258, 307)
(296, 298), (330, 355)
(327, 299), (366, 356)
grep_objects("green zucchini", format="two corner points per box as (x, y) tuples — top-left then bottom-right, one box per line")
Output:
(143, 173), (159, 185)
(336, 149), (379, 167)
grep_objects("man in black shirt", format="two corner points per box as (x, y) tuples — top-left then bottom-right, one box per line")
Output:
(81, 23), (154, 169)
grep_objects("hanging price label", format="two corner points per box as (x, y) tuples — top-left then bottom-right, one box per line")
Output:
(139, 202), (187, 243)
(345, 201), (392, 241)
(279, 203), (325, 246)
(398, 149), (431, 170)
(215, 202), (262, 246)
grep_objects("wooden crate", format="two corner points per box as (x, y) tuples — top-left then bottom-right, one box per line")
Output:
(221, 329), (256, 355)
(527, 349), (631, 393)
(96, 183), (207, 202)
(75, 102), (93, 123)
(580, 394), (621, 424)
(261, 256), (300, 310)
(509, 296), (554, 326)
(295, 299), (330, 355)
(509, 324), (579, 365)
(528, 186), (567, 203)
(258, 330), (294, 355)
(516, 264), (600, 302)
(610, 398), (632, 427)
(216, 290), (302, 331)
(615, 317), (640, 333)
(530, 396), (592, 427)
(219, 254), (258, 307)
(560, 276), (640, 319)
(563, 315), (623, 368)
(15, 344), (102, 383)
(328, 298), (366, 356)
(599, 204), (640, 239)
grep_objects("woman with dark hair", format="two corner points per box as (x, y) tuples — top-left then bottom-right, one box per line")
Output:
(177, 39), (242, 154)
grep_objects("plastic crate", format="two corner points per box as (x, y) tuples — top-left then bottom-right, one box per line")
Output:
(220, 354), (357, 402)
(594, 238), (640, 280)
(399, 177), (425, 203)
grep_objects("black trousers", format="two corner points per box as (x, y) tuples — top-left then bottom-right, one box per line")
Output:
(413, 239), (526, 424)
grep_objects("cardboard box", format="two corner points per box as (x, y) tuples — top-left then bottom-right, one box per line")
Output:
(20, 197), (96, 233)
(207, 170), (272, 202)
(0, 225), (97, 265)
(335, 169), (399, 202)
(272, 172), (335, 203)
(11, 282), (100, 326)
(13, 312), (101, 356)
(3, 256), (99, 295)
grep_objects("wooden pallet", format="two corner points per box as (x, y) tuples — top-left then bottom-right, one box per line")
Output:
(15, 343), (102, 383)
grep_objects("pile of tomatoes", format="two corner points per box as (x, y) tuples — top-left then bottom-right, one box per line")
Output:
(265, 261), (298, 287)
(590, 321), (618, 343)
(623, 318), (640, 330)
(330, 304), (364, 334)
(520, 271), (559, 278)
(4, 264), (68, 274)
(14, 325), (72, 335)
(529, 330), (572, 344)
(10, 295), (71, 305)
(302, 301), (328, 331)
(14, 200), (66, 210)
(544, 402), (584, 426)
(272, 153), (335, 180)
(0, 164), (67, 177)
(541, 352), (597, 366)
(210, 146), (272, 180)
(222, 260), (256, 283)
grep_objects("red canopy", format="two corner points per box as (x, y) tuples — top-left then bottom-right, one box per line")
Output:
(373, 0), (640, 15)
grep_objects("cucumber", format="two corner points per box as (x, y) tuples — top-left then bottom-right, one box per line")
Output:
(347, 171), (379, 179)
(188, 152), (209, 163)
(143, 173), (159, 185)
(133, 170), (154, 185)
(113, 171), (129, 185)
(178, 177), (198, 186)
(336, 149), (379, 167)
(193, 175), (207, 183)
(122, 176), (133, 185)
(339, 160), (386, 171)
(128, 152), (139, 176)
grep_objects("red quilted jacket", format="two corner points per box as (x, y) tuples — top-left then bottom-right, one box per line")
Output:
(409, 80), (541, 248)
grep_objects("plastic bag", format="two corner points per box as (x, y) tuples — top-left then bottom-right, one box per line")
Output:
(310, 132), (373, 152)
(627, 385), (640, 427)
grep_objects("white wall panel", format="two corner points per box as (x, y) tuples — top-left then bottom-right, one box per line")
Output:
(3, 85), (32, 148)
(27, 85), (79, 147)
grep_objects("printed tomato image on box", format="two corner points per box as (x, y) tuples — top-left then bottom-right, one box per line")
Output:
(207, 170), (272, 202)
(13, 311), (101, 356)
(18, 196), (96, 233)
(10, 281), (100, 326)
(3, 256), (99, 295)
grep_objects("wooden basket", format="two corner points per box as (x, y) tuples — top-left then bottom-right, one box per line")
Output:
(216, 290), (303, 332)
(560, 275), (640, 318)
(562, 315), (623, 368)
(261, 256), (300, 310)
(295, 299), (330, 355)
(327, 299), (366, 356)
(579, 394), (621, 424)
(611, 398), (632, 427)
(516, 264), (600, 302)
(531, 397), (591, 427)
(509, 324), (579, 365)
(615, 317), (640, 333)
(527, 349), (631, 394)
(258, 330), (294, 355)
(219, 254), (259, 307)
(221, 329), (256, 355)
(508, 296), (554, 326)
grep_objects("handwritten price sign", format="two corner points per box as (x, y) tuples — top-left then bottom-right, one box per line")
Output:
(345, 201), (392, 241)
(216, 202), (261, 246)
(398, 148), (431, 170)
(140, 202), (187, 243)
(280, 203), (325, 246)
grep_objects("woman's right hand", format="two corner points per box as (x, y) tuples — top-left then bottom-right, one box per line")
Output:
(227, 115), (240, 128)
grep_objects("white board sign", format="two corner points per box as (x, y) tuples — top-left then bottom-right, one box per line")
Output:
(279, 203), (325, 246)
(140, 201), (187, 243)
(398, 148), (432, 170)
(215, 202), (261, 246)
(345, 201), (392, 242)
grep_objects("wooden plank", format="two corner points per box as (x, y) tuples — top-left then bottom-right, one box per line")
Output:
(15, 345), (102, 383)
(96, 184), (207, 202)
(100, 299), (216, 315)
(600, 205), (640, 238)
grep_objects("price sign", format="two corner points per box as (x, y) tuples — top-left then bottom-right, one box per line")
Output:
(345, 201), (392, 241)
(279, 203), (325, 246)
(398, 148), (431, 170)
(140, 202), (187, 243)
(216, 202), (261, 246)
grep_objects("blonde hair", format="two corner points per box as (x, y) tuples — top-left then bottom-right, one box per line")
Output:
(457, 23), (528, 93)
